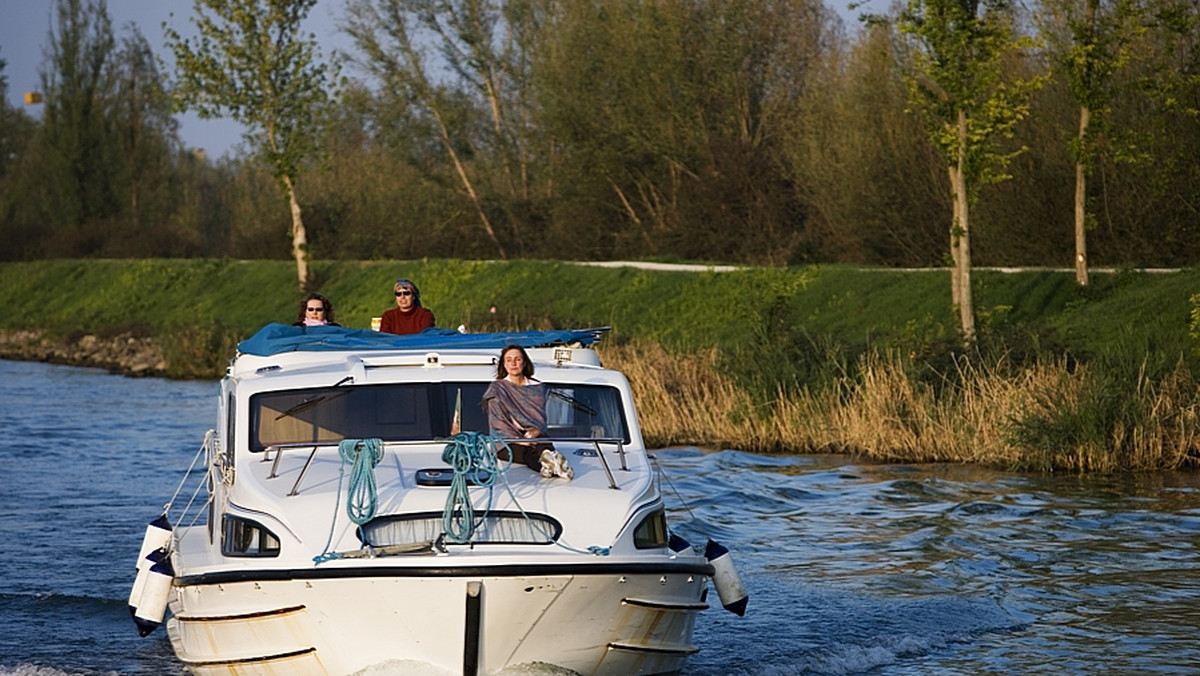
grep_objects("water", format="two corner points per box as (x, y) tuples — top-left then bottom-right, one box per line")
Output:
(3, 360), (1200, 675)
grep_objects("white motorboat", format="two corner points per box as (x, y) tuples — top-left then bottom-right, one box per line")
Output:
(129, 324), (745, 675)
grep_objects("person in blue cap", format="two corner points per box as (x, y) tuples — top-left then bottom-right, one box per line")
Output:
(380, 278), (435, 334)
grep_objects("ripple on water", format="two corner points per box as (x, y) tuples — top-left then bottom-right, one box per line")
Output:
(6, 368), (1200, 675)
(655, 448), (1200, 673)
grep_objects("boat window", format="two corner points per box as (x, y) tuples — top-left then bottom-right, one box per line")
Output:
(633, 509), (668, 549)
(249, 382), (630, 451)
(360, 511), (563, 546)
(222, 516), (281, 557)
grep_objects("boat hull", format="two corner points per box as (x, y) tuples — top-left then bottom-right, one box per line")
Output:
(168, 563), (710, 676)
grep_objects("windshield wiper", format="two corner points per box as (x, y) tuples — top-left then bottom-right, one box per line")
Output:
(274, 376), (354, 420)
(548, 388), (596, 416)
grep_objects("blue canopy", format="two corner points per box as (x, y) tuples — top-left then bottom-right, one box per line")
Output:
(237, 323), (607, 357)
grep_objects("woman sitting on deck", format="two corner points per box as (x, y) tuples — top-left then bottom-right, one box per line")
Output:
(481, 344), (573, 480)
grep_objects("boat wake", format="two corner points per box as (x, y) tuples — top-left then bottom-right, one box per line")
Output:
(683, 572), (1022, 675)
(0, 666), (80, 676)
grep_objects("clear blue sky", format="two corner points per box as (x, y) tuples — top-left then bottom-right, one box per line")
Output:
(0, 0), (347, 159)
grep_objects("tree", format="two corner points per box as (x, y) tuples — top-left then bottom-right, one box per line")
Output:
(0, 48), (41, 259)
(343, 0), (520, 259)
(1039, 0), (1145, 286)
(785, 22), (949, 266)
(536, 0), (829, 263)
(892, 0), (1045, 341)
(0, 49), (29, 182)
(112, 26), (181, 234)
(166, 0), (335, 291)
(38, 0), (121, 243)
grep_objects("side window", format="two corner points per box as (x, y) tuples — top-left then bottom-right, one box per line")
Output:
(222, 516), (281, 557)
(633, 509), (668, 549)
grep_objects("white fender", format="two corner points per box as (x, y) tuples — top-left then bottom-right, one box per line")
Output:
(705, 539), (749, 617)
(133, 556), (174, 637)
(127, 547), (166, 618)
(128, 514), (172, 616)
(669, 532), (693, 554)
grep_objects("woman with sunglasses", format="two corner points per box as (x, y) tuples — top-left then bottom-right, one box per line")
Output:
(293, 293), (340, 327)
(380, 278), (435, 335)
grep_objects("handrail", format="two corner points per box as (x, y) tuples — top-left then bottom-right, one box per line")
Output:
(263, 435), (636, 495)
(531, 436), (629, 469)
(592, 440), (618, 489)
(288, 447), (320, 497)
(493, 436), (627, 489)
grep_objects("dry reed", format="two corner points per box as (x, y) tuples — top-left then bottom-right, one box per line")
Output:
(600, 340), (1200, 472)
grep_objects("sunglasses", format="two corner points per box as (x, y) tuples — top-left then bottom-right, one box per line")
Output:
(306, 306), (325, 312)
(395, 290), (413, 297)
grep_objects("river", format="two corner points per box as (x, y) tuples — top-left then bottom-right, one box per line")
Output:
(2, 359), (1199, 675)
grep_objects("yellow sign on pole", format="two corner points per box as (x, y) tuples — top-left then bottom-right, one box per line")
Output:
(24, 92), (43, 105)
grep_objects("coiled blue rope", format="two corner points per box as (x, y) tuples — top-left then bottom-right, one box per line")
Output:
(314, 438), (384, 565)
(441, 432), (506, 543)
(341, 438), (384, 525)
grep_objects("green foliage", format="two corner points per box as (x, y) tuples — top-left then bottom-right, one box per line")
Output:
(1043, 0), (1144, 138)
(0, 50), (33, 182)
(534, 0), (820, 264)
(161, 320), (243, 378)
(3, 0), (1200, 271)
(782, 25), (949, 267)
(165, 0), (335, 184)
(0, 1), (210, 260)
(342, 0), (524, 259)
(896, 0), (1048, 193)
(1004, 331), (1197, 471)
(165, 0), (339, 290)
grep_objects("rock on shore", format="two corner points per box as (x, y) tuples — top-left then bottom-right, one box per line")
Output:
(0, 329), (167, 377)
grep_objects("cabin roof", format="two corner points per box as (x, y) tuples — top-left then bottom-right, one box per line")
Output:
(229, 324), (612, 382)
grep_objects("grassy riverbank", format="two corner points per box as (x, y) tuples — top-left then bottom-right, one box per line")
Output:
(3, 259), (1199, 471)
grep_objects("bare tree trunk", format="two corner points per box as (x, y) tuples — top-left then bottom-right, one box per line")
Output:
(283, 174), (309, 292)
(481, 67), (518, 199)
(131, 179), (139, 231)
(951, 109), (975, 343)
(949, 164), (962, 311)
(429, 103), (508, 260)
(1074, 105), (1090, 287)
(389, 11), (508, 260)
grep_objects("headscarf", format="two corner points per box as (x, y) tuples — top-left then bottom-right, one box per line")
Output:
(394, 278), (423, 308)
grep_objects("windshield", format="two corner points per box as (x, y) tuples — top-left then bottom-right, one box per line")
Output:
(249, 381), (630, 451)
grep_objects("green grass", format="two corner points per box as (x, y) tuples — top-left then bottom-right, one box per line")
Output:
(2, 259), (1198, 375)
(6, 259), (1200, 468)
